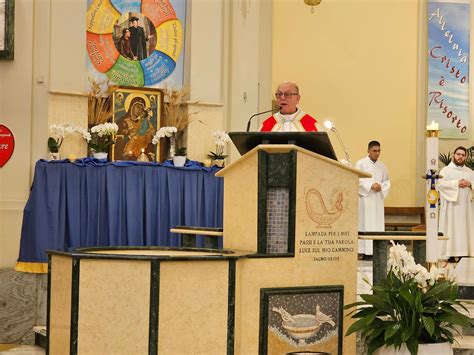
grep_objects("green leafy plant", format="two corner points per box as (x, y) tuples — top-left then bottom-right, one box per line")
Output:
(48, 137), (61, 153)
(345, 243), (472, 355)
(467, 147), (474, 169)
(175, 147), (187, 156)
(207, 150), (227, 160)
(438, 152), (452, 167)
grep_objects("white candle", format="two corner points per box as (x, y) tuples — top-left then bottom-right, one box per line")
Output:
(426, 120), (439, 131)
(141, 148), (145, 153)
(425, 134), (439, 263)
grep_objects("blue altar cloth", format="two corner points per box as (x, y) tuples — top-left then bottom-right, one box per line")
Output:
(18, 159), (224, 265)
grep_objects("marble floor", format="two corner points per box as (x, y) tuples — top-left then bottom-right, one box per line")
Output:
(0, 346), (44, 355)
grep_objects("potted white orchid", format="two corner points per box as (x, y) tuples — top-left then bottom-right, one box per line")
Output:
(88, 122), (119, 160)
(152, 126), (187, 166)
(48, 123), (91, 160)
(208, 131), (231, 167)
(345, 242), (472, 355)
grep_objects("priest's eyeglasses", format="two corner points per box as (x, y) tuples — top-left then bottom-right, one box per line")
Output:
(275, 92), (299, 98)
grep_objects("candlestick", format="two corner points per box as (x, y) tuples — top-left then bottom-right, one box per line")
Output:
(426, 121), (440, 138)
(137, 148), (150, 162)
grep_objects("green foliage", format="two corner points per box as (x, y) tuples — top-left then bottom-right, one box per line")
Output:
(467, 147), (474, 170)
(48, 137), (60, 153)
(175, 147), (187, 156)
(88, 134), (114, 153)
(438, 152), (452, 167)
(345, 266), (472, 355)
(207, 143), (228, 160)
(207, 151), (228, 160)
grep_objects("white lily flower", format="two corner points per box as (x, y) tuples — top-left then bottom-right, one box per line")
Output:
(48, 122), (91, 151)
(213, 131), (231, 147)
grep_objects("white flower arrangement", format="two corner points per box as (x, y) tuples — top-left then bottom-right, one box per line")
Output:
(90, 122), (119, 137)
(151, 126), (177, 145)
(48, 123), (91, 153)
(213, 131), (231, 147)
(345, 241), (470, 354)
(152, 126), (187, 157)
(89, 122), (119, 153)
(208, 131), (231, 160)
(387, 242), (455, 290)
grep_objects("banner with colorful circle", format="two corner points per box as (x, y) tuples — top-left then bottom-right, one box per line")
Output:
(86, 0), (186, 88)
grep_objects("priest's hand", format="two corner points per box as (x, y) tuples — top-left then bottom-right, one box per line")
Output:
(371, 183), (382, 192)
(459, 179), (472, 188)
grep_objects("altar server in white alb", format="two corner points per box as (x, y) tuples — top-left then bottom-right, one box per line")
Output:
(438, 146), (474, 258)
(355, 141), (391, 256)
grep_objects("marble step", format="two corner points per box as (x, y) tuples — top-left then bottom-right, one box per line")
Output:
(0, 345), (45, 354)
(32, 326), (46, 350)
(454, 335), (474, 351)
(0, 269), (47, 345)
(456, 258), (474, 286)
(455, 258), (474, 300)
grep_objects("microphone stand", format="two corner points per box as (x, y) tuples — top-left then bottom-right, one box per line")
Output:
(246, 108), (279, 132)
(330, 126), (352, 166)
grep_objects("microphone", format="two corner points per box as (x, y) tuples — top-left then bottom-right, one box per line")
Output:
(246, 107), (280, 132)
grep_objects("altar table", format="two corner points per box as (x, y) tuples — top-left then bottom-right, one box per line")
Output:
(16, 159), (223, 273)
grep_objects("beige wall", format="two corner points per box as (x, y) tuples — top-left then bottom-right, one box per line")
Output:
(0, 0), (34, 268)
(272, 0), (474, 207)
(273, 0), (419, 207)
(50, 0), (86, 93)
(227, 0), (273, 161)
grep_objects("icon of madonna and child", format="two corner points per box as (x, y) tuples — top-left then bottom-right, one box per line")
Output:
(113, 91), (161, 161)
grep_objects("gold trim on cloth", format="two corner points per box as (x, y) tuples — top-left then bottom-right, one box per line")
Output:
(15, 262), (48, 274)
(272, 110), (307, 132)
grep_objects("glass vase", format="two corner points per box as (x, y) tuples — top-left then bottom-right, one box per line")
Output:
(169, 136), (176, 158)
(213, 158), (225, 168)
(48, 152), (61, 160)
